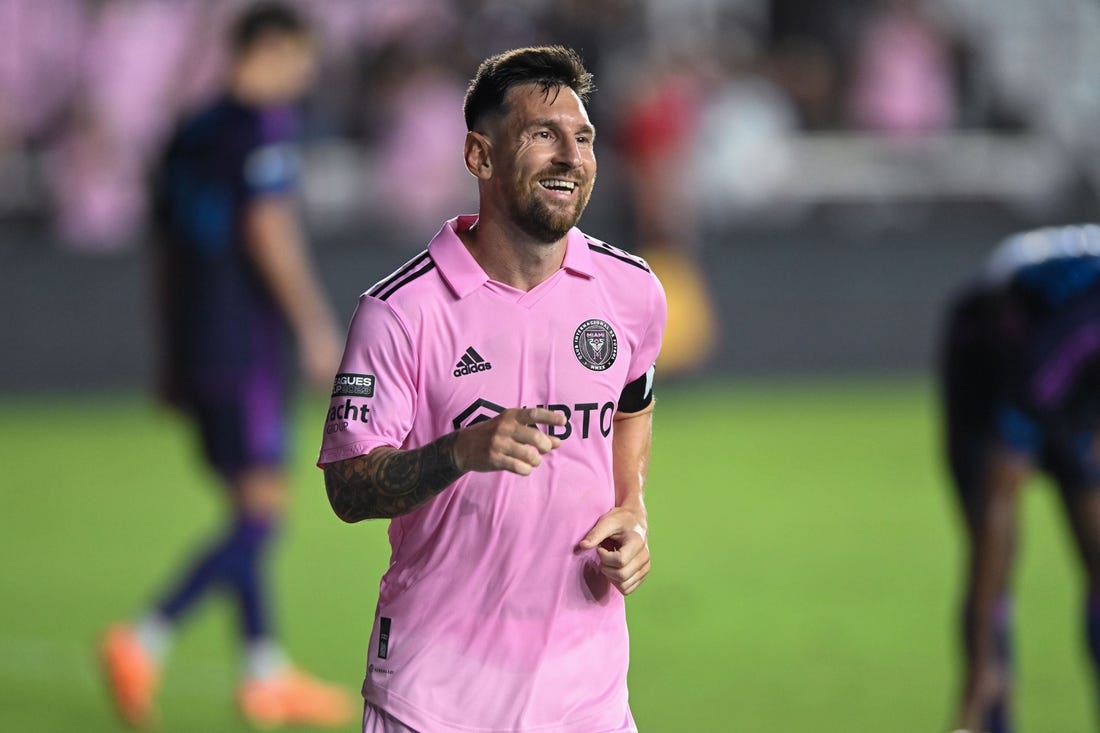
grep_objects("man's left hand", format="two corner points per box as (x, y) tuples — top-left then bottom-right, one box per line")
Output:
(578, 508), (650, 596)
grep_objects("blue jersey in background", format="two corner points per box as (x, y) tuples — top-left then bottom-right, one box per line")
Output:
(154, 96), (301, 405)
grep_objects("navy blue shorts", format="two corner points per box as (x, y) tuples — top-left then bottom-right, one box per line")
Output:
(941, 288), (1100, 498)
(186, 367), (288, 480)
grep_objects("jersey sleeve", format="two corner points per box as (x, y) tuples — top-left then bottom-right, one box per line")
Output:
(317, 295), (418, 466)
(631, 272), (668, 382)
(243, 142), (298, 199)
(619, 271), (668, 413)
(242, 109), (300, 200)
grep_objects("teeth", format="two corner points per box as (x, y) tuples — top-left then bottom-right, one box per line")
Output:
(540, 179), (576, 192)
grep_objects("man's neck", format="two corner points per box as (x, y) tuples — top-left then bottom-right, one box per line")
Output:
(460, 216), (567, 292)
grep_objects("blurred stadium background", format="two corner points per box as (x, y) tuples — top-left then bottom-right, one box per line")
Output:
(2, 0), (1099, 730)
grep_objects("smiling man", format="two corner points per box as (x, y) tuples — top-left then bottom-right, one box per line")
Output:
(317, 47), (667, 732)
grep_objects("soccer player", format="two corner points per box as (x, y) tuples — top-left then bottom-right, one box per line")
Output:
(942, 224), (1100, 733)
(99, 3), (352, 728)
(318, 46), (667, 732)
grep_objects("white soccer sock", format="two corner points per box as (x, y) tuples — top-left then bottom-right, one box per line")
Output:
(134, 612), (173, 663)
(244, 638), (289, 680)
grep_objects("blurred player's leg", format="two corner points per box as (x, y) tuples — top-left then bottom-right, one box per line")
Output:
(101, 465), (284, 728)
(1054, 474), (1100, 725)
(153, 467), (284, 668)
(953, 453), (1022, 733)
(232, 467), (284, 666)
(140, 390), (287, 656)
(103, 392), (351, 727)
(104, 468), (350, 728)
(1089, 590), (1100, 691)
(230, 469), (353, 728)
(941, 292), (1021, 733)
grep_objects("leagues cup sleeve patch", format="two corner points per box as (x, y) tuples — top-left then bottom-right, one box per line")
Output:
(332, 373), (376, 398)
(573, 319), (618, 371)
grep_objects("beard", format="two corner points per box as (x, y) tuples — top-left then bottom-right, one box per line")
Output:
(507, 173), (593, 244)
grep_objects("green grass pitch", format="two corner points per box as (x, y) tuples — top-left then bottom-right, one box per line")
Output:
(0, 379), (1093, 731)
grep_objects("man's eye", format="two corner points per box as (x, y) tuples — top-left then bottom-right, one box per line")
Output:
(535, 130), (552, 140)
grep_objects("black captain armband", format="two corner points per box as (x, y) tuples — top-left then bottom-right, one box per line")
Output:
(618, 365), (656, 414)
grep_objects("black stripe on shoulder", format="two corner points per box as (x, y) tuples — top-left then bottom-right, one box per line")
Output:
(367, 251), (431, 297)
(377, 261), (437, 301)
(587, 240), (650, 272)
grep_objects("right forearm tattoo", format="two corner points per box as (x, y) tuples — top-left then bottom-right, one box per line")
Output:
(323, 432), (464, 522)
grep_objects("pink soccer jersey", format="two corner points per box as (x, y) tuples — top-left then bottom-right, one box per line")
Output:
(318, 216), (667, 733)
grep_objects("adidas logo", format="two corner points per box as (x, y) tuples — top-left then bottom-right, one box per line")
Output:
(453, 346), (493, 377)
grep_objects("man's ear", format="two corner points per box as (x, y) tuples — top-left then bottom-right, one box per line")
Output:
(464, 131), (493, 180)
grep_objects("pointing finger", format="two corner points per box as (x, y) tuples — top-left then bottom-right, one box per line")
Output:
(519, 407), (567, 427)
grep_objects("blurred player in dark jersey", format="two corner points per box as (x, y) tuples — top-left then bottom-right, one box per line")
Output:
(942, 225), (1100, 733)
(99, 3), (351, 728)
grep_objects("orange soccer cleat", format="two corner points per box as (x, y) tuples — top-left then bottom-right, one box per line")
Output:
(237, 667), (355, 729)
(99, 624), (160, 729)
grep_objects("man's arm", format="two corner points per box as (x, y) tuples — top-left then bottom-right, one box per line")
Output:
(579, 404), (653, 595)
(244, 197), (342, 390)
(323, 407), (565, 523)
(324, 433), (464, 522)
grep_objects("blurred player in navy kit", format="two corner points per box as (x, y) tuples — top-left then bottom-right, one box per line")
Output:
(99, 3), (352, 728)
(941, 225), (1100, 733)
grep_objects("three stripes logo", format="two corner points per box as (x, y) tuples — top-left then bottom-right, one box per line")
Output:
(453, 346), (493, 378)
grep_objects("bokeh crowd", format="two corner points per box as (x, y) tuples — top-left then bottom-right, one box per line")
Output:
(2, 0), (1098, 252)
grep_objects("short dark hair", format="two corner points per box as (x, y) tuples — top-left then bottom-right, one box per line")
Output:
(230, 1), (309, 56)
(463, 46), (595, 131)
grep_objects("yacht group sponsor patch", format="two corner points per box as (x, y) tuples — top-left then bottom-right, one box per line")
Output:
(332, 373), (376, 398)
(573, 319), (618, 371)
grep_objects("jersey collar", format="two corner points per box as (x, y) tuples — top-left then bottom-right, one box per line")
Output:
(430, 215), (597, 299)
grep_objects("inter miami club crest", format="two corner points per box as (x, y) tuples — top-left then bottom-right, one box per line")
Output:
(573, 319), (618, 371)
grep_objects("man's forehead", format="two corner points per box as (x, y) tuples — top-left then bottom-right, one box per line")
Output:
(503, 83), (591, 126)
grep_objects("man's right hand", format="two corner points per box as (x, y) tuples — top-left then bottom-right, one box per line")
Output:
(299, 326), (344, 393)
(453, 408), (565, 476)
